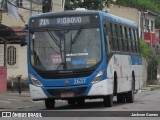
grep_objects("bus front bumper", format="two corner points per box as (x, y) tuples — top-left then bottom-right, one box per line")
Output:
(29, 79), (113, 101)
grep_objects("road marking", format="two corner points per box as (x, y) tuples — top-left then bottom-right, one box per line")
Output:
(0, 100), (11, 104)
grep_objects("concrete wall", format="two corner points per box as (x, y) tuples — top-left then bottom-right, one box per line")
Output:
(1, 0), (62, 80)
(52, 0), (63, 12)
(7, 45), (27, 79)
(106, 5), (139, 24)
(1, 0), (63, 27)
(2, 12), (29, 26)
(142, 58), (148, 87)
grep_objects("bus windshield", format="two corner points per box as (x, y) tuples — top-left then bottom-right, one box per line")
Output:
(30, 27), (102, 71)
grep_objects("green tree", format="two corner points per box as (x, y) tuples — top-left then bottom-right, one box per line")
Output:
(65, 0), (114, 10)
(115, 0), (159, 12)
(140, 39), (158, 82)
(140, 39), (154, 59)
(147, 58), (158, 82)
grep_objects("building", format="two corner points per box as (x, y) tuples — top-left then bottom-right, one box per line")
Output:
(0, 0), (63, 93)
(106, 4), (159, 46)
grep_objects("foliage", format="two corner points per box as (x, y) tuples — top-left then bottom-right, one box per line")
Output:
(147, 58), (158, 81)
(140, 39), (159, 82)
(114, 0), (160, 28)
(150, 86), (160, 91)
(140, 39), (154, 59)
(65, 0), (114, 10)
(115, 0), (159, 12)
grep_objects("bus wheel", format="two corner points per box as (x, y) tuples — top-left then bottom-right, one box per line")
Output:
(45, 99), (55, 109)
(68, 99), (76, 105)
(117, 93), (126, 103)
(125, 80), (134, 103)
(77, 98), (85, 105)
(103, 95), (113, 107)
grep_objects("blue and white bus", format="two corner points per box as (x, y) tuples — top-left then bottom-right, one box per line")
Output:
(27, 9), (143, 109)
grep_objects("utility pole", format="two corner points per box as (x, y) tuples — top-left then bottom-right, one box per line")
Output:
(30, 0), (32, 16)
(42, 0), (52, 13)
(62, 0), (66, 11)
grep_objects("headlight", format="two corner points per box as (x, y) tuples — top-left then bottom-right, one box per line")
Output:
(91, 70), (104, 84)
(29, 74), (43, 87)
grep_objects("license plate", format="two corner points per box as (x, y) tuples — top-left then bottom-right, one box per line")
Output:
(61, 93), (74, 98)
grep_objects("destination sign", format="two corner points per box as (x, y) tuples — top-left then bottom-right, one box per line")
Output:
(57, 17), (82, 24)
(31, 16), (91, 28)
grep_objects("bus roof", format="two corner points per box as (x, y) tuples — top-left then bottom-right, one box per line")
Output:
(102, 12), (138, 28)
(30, 10), (100, 18)
(30, 10), (138, 27)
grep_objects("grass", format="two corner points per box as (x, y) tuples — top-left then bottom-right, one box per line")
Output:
(150, 86), (160, 91)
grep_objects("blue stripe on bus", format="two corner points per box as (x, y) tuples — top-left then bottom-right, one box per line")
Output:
(130, 56), (142, 65)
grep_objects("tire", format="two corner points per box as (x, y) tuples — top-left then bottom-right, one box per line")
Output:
(117, 93), (126, 103)
(103, 95), (113, 107)
(68, 99), (76, 105)
(45, 99), (55, 109)
(113, 73), (117, 95)
(77, 98), (85, 104)
(125, 79), (134, 103)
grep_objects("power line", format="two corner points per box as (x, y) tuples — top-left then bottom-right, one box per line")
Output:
(7, 1), (63, 12)
(30, 0), (44, 5)
(30, 0), (62, 6)
(7, 0), (42, 12)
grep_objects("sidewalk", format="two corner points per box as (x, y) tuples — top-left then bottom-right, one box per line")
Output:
(1, 91), (30, 97)
(139, 85), (160, 92)
(138, 86), (151, 92)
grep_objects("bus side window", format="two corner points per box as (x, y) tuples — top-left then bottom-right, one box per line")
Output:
(136, 29), (140, 53)
(119, 25), (124, 52)
(103, 23), (111, 54)
(128, 28), (132, 53)
(112, 23), (119, 51)
(131, 29), (135, 53)
(109, 23), (114, 51)
(123, 27), (128, 52)
(114, 24), (119, 51)
(122, 27), (125, 51)
(134, 29), (139, 53)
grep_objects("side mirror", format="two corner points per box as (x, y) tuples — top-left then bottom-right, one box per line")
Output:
(23, 24), (28, 31)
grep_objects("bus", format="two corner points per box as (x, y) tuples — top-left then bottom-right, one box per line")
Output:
(27, 9), (143, 109)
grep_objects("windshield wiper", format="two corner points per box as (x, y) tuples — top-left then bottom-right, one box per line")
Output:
(72, 26), (83, 44)
(47, 31), (61, 48)
(56, 62), (66, 70)
(42, 32), (60, 54)
(47, 31), (67, 69)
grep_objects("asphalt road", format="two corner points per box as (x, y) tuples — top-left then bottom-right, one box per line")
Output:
(0, 90), (160, 120)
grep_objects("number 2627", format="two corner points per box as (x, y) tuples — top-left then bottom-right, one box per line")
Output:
(74, 79), (86, 85)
